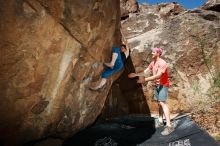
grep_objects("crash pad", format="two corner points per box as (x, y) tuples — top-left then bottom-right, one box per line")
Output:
(63, 114), (220, 146)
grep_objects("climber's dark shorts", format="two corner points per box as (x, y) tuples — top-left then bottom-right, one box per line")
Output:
(101, 65), (123, 78)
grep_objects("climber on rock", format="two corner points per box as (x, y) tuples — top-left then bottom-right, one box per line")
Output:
(89, 43), (128, 91)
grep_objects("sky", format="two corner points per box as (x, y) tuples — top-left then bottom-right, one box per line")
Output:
(137, 0), (208, 9)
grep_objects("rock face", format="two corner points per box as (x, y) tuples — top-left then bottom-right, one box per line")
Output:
(121, 0), (220, 127)
(202, 0), (220, 11)
(0, 0), (121, 145)
(120, 0), (139, 18)
(121, 2), (185, 39)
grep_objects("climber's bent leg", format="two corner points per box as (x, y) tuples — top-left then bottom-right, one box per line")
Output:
(89, 78), (107, 90)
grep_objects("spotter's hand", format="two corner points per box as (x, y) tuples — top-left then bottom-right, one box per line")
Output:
(137, 78), (145, 84)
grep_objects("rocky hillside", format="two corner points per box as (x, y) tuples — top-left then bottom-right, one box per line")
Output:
(121, 0), (220, 138)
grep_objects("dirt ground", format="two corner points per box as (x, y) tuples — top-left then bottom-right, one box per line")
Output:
(191, 102), (220, 143)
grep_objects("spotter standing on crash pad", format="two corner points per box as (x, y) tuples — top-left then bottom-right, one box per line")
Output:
(128, 47), (174, 135)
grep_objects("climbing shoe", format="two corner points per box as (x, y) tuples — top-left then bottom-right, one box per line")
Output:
(161, 126), (175, 135)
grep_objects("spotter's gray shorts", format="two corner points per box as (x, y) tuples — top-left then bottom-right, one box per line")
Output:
(153, 85), (168, 102)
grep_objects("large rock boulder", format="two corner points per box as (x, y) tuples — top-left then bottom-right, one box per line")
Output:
(0, 0), (121, 145)
(120, 0), (139, 18)
(202, 0), (220, 12)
